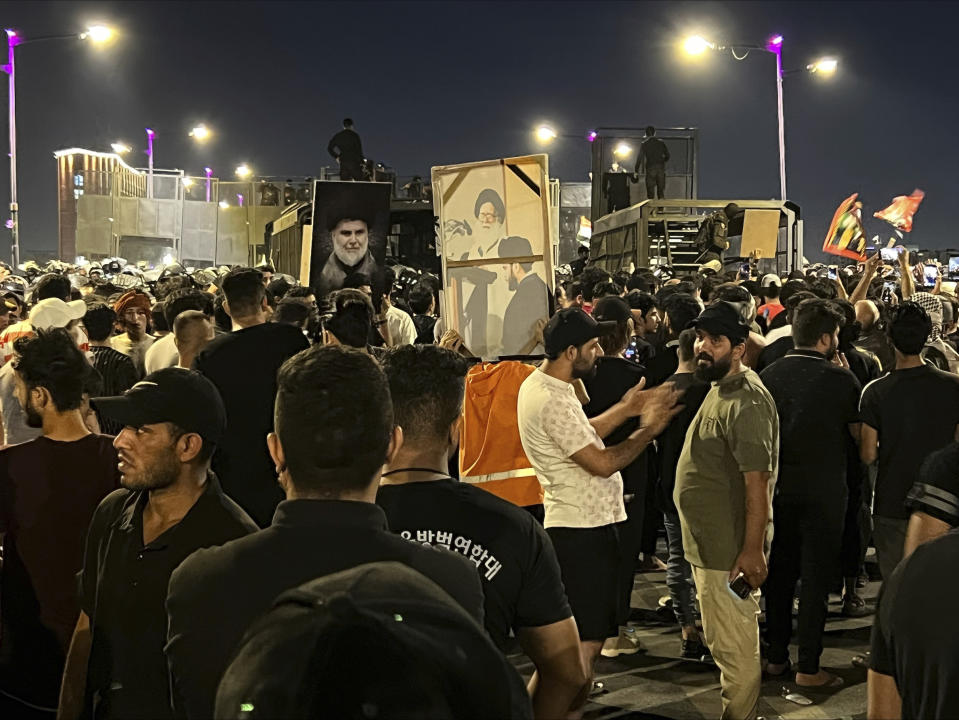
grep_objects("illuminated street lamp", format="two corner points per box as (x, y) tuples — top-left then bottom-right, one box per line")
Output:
(679, 33), (837, 202)
(182, 177), (194, 188)
(683, 35), (714, 55)
(613, 142), (633, 159)
(3, 23), (116, 266)
(111, 142), (131, 155)
(235, 164), (252, 179)
(808, 57), (838, 75)
(80, 25), (114, 44)
(218, 200), (229, 209)
(189, 124), (211, 141)
(535, 125), (557, 143)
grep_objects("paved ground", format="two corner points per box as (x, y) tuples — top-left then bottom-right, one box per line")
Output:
(511, 552), (877, 720)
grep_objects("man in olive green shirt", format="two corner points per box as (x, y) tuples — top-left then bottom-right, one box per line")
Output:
(674, 301), (779, 720)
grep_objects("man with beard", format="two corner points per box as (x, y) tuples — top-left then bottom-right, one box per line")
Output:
(674, 301), (779, 720)
(518, 308), (682, 689)
(0, 330), (118, 716)
(319, 214), (378, 299)
(57, 369), (256, 720)
(499, 236), (549, 355)
(111, 290), (155, 378)
(759, 299), (861, 689)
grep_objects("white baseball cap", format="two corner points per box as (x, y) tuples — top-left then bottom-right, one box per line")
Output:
(761, 273), (782, 288)
(29, 297), (87, 330)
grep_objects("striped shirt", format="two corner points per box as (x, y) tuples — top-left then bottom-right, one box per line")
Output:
(90, 346), (138, 436)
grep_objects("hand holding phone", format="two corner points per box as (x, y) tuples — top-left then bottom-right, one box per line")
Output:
(729, 573), (752, 599)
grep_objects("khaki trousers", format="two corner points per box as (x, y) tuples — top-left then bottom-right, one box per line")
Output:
(691, 565), (762, 720)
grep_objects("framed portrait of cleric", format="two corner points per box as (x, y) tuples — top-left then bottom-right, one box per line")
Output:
(432, 155), (554, 359)
(309, 180), (392, 300)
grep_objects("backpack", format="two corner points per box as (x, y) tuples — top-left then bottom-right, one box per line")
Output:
(695, 210), (729, 253)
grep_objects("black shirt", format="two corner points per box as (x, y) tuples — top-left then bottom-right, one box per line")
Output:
(906, 442), (959, 527)
(755, 334), (793, 373)
(79, 476), (256, 720)
(644, 341), (679, 387)
(165, 499), (485, 720)
(412, 313), (437, 344)
(376, 479), (571, 651)
(860, 365), (959, 519)
(0, 435), (119, 707)
(326, 127), (363, 164)
(584, 356), (647, 493)
(193, 322), (309, 526)
(760, 350), (862, 498)
(845, 344), (882, 387)
(657, 373), (710, 511)
(871, 530), (959, 718)
(635, 136), (670, 171)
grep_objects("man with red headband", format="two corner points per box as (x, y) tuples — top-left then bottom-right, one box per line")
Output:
(111, 290), (155, 378)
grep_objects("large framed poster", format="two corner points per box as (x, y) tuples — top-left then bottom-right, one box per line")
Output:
(432, 155), (554, 359)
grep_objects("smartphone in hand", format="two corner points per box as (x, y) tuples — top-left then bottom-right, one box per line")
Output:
(729, 573), (753, 599)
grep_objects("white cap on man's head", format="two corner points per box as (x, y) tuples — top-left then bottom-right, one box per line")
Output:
(761, 273), (782, 288)
(28, 298), (87, 330)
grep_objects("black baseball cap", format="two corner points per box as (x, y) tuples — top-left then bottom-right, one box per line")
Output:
(592, 295), (632, 324)
(544, 307), (617, 356)
(93, 368), (226, 444)
(691, 301), (750, 345)
(215, 562), (531, 720)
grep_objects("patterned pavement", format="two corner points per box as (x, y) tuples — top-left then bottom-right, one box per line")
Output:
(511, 551), (877, 720)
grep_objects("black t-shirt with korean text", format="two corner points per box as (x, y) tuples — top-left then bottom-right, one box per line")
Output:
(377, 479), (572, 651)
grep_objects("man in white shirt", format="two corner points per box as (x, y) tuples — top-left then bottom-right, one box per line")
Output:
(517, 308), (681, 683)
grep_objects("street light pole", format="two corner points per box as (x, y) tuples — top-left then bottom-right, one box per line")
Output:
(4, 30), (20, 267)
(146, 128), (155, 199)
(768, 36), (787, 202)
(2, 26), (113, 266)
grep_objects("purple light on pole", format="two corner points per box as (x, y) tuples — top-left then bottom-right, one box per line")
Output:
(205, 166), (212, 203)
(237, 193), (244, 208)
(587, 130), (597, 142)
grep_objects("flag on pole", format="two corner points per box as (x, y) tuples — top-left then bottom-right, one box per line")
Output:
(823, 193), (867, 261)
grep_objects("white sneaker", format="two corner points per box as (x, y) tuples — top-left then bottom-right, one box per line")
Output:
(600, 626), (642, 658)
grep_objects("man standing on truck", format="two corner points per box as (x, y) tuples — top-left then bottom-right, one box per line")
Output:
(327, 118), (365, 181)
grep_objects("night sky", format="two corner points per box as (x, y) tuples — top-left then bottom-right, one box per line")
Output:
(3, 1), (958, 261)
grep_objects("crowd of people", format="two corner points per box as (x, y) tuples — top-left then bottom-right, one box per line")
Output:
(0, 242), (957, 719)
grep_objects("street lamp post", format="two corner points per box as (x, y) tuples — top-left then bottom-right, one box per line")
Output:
(681, 34), (837, 203)
(2, 25), (114, 266)
(145, 128), (155, 199)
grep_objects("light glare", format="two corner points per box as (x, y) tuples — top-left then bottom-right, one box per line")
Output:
(683, 36), (711, 55)
(535, 125), (557, 143)
(83, 25), (113, 44)
(809, 58), (838, 74)
(110, 142), (131, 154)
(613, 142), (632, 158)
(189, 124), (211, 141)
(235, 164), (252, 178)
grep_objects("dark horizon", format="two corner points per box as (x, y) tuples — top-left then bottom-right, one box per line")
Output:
(2, 1), (957, 262)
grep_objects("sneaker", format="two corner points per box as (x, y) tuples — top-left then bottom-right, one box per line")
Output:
(601, 627), (642, 658)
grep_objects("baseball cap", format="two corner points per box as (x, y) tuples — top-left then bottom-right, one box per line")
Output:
(692, 301), (750, 345)
(215, 562), (531, 720)
(592, 295), (632, 324)
(761, 273), (782, 288)
(701, 259), (722, 274)
(544, 308), (617, 356)
(93, 368), (226, 444)
(28, 297), (87, 330)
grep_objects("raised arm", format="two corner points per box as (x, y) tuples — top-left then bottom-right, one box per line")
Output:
(850, 253), (880, 304)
